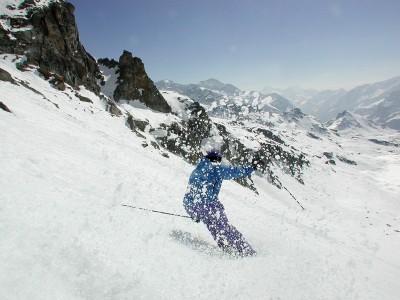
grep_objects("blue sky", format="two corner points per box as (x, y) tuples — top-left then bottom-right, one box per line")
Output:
(69, 0), (400, 91)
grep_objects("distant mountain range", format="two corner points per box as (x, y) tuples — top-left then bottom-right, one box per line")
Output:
(260, 86), (320, 107)
(326, 110), (381, 132)
(156, 79), (294, 123)
(263, 77), (400, 130)
(158, 76), (400, 130)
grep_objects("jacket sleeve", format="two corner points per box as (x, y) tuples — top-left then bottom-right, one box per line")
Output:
(216, 164), (254, 180)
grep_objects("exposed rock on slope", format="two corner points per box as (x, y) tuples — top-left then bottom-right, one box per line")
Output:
(0, 0), (102, 94)
(112, 51), (171, 113)
(156, 79), (295, 120)
(155, 91), (309, 188)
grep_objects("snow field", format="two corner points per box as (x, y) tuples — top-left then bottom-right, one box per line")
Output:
(1, 55), (400, 299)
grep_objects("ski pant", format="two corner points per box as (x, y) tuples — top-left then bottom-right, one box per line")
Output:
(184, 201), (256, 255)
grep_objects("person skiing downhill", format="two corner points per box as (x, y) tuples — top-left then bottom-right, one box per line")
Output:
(183, 148), (258, 257)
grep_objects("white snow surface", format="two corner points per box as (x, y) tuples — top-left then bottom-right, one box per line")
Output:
(98, 64), (119, 100)
(1, 54), (400, 299)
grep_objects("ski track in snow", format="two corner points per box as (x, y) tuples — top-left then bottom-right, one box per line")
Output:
(1, 54), (400, 299)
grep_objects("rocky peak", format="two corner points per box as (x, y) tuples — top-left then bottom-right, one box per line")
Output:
(198, 78), (241, 95)
(336, 110), (353, 119)
(0, 0), (102, 94)
(326, 111), (362, 131)
(97, 58), (118, 69)
(113, 50), (171, 113)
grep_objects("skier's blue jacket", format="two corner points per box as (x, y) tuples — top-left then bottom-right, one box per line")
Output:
(183, 158), (254, 208)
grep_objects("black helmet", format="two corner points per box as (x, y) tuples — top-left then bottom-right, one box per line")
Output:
(205, 148), (222, 162)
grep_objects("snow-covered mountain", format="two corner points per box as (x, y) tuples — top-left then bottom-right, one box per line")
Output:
(1, 1), (400, 299)
(326, 110), (381, 132)
(156, 79), (295, 119)
(263, 77), (400, 130)
(261, 85), (319, 107)
(290, 77), (400, 130)
(198, 78), (241, 95)
(299, 88), (348, 121)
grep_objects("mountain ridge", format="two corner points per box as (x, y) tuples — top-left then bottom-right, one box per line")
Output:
(1, 1), (400, 299)
(156, 79), (295, 118)
(263, 76), (400, 130)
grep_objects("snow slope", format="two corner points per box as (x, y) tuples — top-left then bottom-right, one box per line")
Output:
(1, 55), (400, 299)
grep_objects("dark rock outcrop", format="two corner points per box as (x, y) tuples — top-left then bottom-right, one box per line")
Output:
(0, 1), (102, 94)
(113, 51), (171, 113)
(369, 139), (399, 147)
(283, 108), (306, 121)
(97, 58), (118, 69)
(0, 67), (17, 85)
(336, 155), (357, 165)
(0, 101), (12, 113)
(154, 101), (213, 163)
(106, 101), (123, 116)
(151, 96), (308, 187)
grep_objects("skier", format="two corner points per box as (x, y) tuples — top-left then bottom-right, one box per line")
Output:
(183, 148), (260, 257)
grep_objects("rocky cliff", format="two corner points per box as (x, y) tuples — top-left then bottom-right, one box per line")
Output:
(112, 51), (171, 113)
(0, 0), (101, 94)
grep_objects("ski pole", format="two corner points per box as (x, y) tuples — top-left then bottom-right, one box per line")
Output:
(283, 187), (305, 210)
(251, 154), (305, 210)
(121, 204), (191, 219)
